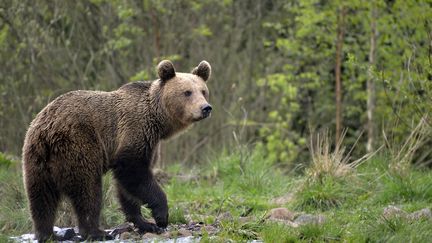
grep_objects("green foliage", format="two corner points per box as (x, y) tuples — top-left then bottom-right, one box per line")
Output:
(255, 0), (432, 165)
(260, 223), (296, 243)
(168, 206), (187, 224)
(1, 0), (432, 167)
(358, 211), (432, 242)
(376, 172), (432, 204)
(0, 168), (30, 235)
(0, 153), (14, 168)
(256, 73), (306, 165)
(129, 69), (150, 82)
(295, 177), (346, 211)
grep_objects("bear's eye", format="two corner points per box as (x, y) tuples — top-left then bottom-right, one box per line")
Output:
(184, 90), (192, 97)
(202, 90), (206, 96)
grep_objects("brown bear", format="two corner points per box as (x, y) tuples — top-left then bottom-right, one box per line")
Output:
(22, 60), (212, 241)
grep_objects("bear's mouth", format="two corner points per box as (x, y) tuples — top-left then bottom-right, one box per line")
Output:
(192, 113), (211, 122)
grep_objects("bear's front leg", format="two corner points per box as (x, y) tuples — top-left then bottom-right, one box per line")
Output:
(117, 185), (166, 234)
(114, 164), (168, 233)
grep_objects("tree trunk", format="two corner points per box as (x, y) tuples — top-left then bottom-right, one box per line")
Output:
(150, 8), (161, 60)
(367, 4), (377, 152)
(335, 6), (346, 144)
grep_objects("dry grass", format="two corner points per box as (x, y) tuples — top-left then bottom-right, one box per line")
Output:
(384, 117), (430, 176)
(307, 129), (376, 181)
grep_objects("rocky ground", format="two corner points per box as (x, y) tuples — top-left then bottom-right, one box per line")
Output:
(10, 206), (324, 242)
(10, 204), (431, 242)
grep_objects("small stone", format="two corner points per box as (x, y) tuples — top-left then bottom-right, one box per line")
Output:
(203, 225), (218, 234)
(382, 205), (408, 219)
(268, 219), (299, 228)
(408, 208), (432, 221)
(267, 208), (296, 221)
(270, 193), (295, 205)
(161, 231), (172, 238)
(178, 228), (192, 237)
(142, 232), (158, 239)
(294, 214), (326, 225)
(110, 222), (133, 236)
(19, 234), (35, 241)
(54, 228), (76, 240)
(187, 222), (204, 231)
(119, 232), (132, 240)
(239, 216), (255, 224)
(217, 212), (233, 221)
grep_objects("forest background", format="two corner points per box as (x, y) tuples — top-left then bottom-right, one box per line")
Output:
(1, 0), (432, 167)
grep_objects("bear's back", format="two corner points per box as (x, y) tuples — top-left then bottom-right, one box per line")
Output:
(24, 81), (154, 167)
(24, 90), (120, 163)
(29, 90), (117, 134)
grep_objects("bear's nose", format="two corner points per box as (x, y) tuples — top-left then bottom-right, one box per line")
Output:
(201, 104), (212, 118)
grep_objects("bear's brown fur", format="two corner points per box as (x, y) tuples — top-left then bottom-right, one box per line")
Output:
(22, 60), (212, 241)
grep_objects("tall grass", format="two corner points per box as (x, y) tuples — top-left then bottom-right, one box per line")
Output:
(0, 167), (31, 235)
(384, 117), (430, 176)
(307, 129), (376, 182)
(295, 130), (376, 211)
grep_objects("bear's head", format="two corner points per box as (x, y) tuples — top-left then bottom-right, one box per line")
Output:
(156, 60), (212, 128)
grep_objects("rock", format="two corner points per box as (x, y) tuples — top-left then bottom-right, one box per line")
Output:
(268, 218), (299, 228)
(109, 222), (134, 236)
(174, 236), (199, 243)
(142, 232), (159, 239)
(267, 208), (296, 221)
(217, 212), (233, 221)
(161, 231), (172, 238)
(382, 205), (408, 219)
(54, 228), (76, 240)
(239, 216), (256, 224)
(270, 193), (295, 205)
(119, 230), (144, 240)
(203, 225), (218, 234)
(17, 234), (35, 241)
(119, 232), (132, 240)
(178, 228), (192, 237)
(294, 214), (326, 225)
(187, 221), (205, 231)
(408, 208), (432, 221)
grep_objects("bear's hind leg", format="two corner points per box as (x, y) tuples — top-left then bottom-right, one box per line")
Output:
(66, 176), (113, 241)
(25, 174), (60, 242)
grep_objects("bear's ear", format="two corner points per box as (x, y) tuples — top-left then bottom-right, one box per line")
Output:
(191, 60), (211, 82)
(157, 60), (176, 82)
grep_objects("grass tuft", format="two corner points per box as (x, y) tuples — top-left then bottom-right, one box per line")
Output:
(260, 223), (296, 243)
(307, 129), (375, 182)
(384, 117), (430, 176)
(168, 206), (187, 224)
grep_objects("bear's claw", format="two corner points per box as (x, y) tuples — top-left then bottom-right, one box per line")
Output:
(136, 221), (165, 234)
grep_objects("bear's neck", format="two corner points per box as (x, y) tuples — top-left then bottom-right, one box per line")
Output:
(148, 82), (190, 140)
